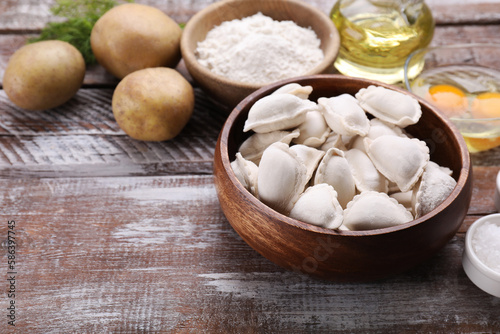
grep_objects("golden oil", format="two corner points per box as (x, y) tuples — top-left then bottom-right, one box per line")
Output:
(330, 0), (434, 84)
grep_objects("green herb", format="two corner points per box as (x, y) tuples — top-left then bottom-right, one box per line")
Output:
(29, 0), (133, 65)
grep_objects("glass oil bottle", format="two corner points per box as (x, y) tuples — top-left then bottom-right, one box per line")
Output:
(330, 0), (435, 84)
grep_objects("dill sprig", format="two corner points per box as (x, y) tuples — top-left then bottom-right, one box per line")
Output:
(29, 0), (133, 65)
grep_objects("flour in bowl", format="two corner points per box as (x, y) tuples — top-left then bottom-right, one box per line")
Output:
(195, 12), (324, 85)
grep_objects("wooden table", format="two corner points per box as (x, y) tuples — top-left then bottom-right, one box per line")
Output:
(1, 0), (500, 332)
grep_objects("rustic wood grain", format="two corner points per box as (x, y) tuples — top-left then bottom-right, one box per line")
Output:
(1, 0), (500, 33)
(0, 88), (227, 177)
(3, 24), (500, 87)
(1, 24), (500, 175)
(1, 0), (500, 332)
(0, 173), (498, 333)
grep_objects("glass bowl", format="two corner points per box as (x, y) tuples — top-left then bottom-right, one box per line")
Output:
(404, 43), (500, 153)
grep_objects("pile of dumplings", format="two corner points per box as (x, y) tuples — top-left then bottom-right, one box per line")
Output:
(230, 83), (457, 231)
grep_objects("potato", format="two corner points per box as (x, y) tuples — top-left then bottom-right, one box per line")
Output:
(91, 3), (182, 79)
(112, 67), (194, 141)
(3, 40), (85, 111)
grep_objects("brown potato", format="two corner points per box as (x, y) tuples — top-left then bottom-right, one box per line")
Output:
(112, 67), (194, 141)
(91, 3), (182, 79)
(3, 40), (85, 111)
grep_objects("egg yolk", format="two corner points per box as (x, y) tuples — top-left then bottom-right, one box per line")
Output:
(427, 84), (468, 117)
(471, 92), (500, 119)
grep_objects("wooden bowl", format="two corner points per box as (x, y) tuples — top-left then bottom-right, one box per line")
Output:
(213, 74), (473, 282)
(180, 0), (340, 108)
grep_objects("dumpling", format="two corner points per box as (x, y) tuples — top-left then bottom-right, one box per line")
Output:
(257, 142), (309, 215)
(271, 83), (313, 99)
(313, 148), (356, 208)
(348, 135), (367, 153)
(231, 152), (259, 196)
(319, 132), (347, 152)
(355, 85), (421, 127)
(292, 110), (330, 148)
(389, 190), (414, 214)
(366, 118), (405, 139)
(318, 94), (370, 137)
(289, 184), (344, 230)
(343, 191), (414, 231)
(243, 93), (317, 133)
(365, 135), (429, 192)
(290, 145), (325, 184)
(412, 161), (457, 218)
(238, 129), (300, 165)
(344, 148), (388, 193)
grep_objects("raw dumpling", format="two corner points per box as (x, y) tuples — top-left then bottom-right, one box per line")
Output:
(244, 93), (317, 133)
(313, 148), (356, 208)
(318, 94), (370, 137)
(366, 118), (405, 139)
(365, 135), (429, 192)
(238, 129), (300, 165)
(344, 148), (389, 193)
(413, 161), (457, 218)
(389, 190), (414, 214)
(289, 184), (344, 229)
(271, 83), (313, 99)
(343, 191), (414, 231)
(292, 110), (330, 147)
(355, 85), (421, 127)
(257, 142), (309, 215)
(319, 132), (347, 152)
(348, 135), (367, 153)
(231, 152), (259, 196)
(290, 145), (325, 184)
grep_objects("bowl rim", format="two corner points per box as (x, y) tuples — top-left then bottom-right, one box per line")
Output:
(404, 42), (500, 122)
(218, 74), (471, 237)
(180, 0), (340, 90)
(464, 213), (500, 280)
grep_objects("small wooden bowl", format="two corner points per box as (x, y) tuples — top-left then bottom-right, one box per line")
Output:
(213, 75), (473, 282)
(180, 0), (340, 108)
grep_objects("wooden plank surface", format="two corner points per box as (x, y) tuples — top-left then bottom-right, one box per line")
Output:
(1, 0), (500, 33)
(0, 169), (499, 333)
(0, 88), (226, 177)
(2, 0), (500, 332)
(0, 24), (499, 176)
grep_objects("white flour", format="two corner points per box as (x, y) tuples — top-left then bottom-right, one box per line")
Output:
(195, 12), (324, 85)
